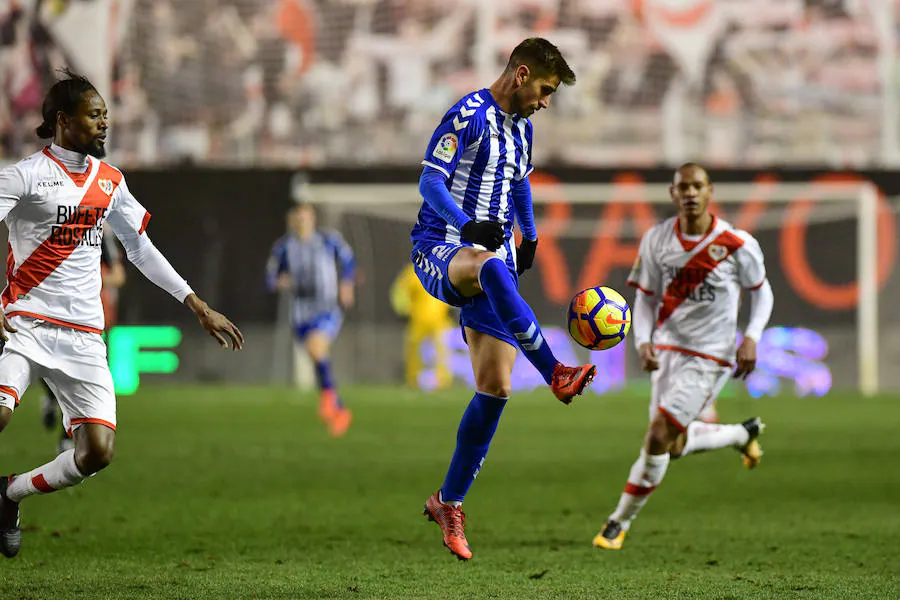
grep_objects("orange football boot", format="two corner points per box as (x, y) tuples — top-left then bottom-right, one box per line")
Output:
(328, 408), (353, 437)
(318, 389), (339, 422)
(423, 491), (472, 560)
(550, 363), (597, 404)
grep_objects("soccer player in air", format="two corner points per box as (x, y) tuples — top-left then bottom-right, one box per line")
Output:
(412, 37), (597, 560)
(266, 202), (356, 437)
(0, 70), (244, 558)
(592, 163), (774, 551)
(40, 229), (126, 454)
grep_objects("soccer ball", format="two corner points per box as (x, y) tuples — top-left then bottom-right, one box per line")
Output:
(567, 286), (632, 350)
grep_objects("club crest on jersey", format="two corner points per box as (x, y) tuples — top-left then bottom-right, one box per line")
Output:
(432, 133), (458, 163)
(708, 244), (728, 262)
(97, 178), (114, 196)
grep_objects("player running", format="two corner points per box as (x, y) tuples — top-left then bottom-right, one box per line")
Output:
(592, 163), (774, 551)
(0, 70), (243, 558)
(266, 202), (356, 436)
(412, 38), (596, 560)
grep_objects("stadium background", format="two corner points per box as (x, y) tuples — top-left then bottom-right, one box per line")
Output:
(3, 0), (893, 395)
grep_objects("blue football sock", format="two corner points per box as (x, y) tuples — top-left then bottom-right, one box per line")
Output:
(479, 256), (558, 384)
(441, 391), (508, 503)
(314, 359), (344, 409)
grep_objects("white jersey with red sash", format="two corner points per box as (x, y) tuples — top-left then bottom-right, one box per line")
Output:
(0, 147), (150, 333)
(627, 216), (766, 366)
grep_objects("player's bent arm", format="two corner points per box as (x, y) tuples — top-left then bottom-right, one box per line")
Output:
(743, 279), (774, 343)
(632, 290), (657, 350)
(511, 177), (536, 241)
(419, 167), (470, 231)
(114, 229), (194, 301)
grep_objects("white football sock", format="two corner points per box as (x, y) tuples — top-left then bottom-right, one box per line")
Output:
(6, 449), (86, 502)
(680, 422), (749, 457)
(608, 450), (670, 531)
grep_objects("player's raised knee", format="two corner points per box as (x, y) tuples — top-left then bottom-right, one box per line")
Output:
(645, 414), (681, 454)
(76, 442), (115, 474)
(448, 248), (499, 295)
(75, 428), (116, 474)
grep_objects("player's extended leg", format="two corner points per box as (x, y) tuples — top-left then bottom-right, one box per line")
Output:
(424, 328), (515, 561)
(593, 413), (679, 550)
(0, 406), (19, 558)
(674, 418), (765, 465)
(1, 423), (113, 558)
(305, 331), (351, 437)
(671, 370), (765, 468)
(448, 249), (595, 403)
(0, 350), (34, 558)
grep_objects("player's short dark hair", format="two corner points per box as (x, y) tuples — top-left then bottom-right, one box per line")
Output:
(506, 38), (576, 86)
(35, 69), (99, 139)
(676, 162), (711, 184)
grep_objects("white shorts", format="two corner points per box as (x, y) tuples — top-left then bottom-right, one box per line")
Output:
(649, 349), (731, 431)
(0, 316), (116, 435)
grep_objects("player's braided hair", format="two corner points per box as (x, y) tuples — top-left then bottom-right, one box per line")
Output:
(506, 38), (576, 86)
(35, 68), (99, 139)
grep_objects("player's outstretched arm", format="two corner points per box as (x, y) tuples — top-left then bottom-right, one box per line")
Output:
(735, 279), (773, 379)
(184, 293), (244, 351)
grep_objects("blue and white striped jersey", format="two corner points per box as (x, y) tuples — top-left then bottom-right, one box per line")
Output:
(411, 89), (533, 260)
(266, 229), (356, 324)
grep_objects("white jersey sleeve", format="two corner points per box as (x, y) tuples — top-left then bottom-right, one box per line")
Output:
(107, 176), (194, 302)
(106, 177), (150, 237)
(626, 229), (662, 296)
(733, 231), (766, 289)
(0, 164), (26, 222)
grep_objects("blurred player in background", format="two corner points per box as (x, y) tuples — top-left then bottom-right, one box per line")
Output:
(390, 262), (452, 390)
(266, 202), (356, 437)
(412, 38), (596, 560)
(592, 163), (774, 551)
(0, 70), (243, 558)
(40, 230), (125, 454)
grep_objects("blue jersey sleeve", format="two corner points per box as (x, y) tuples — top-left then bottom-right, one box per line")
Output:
(512, 176), (537, 240)
(324, 230), (357, 282)
(419, 167), (470, 231)
(265, 238), (288, 292)
(421, 93), (487, 178)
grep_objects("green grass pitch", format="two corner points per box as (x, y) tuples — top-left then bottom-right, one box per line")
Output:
(1, 384), (898, 599)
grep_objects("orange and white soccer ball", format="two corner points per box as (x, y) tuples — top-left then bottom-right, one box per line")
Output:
(567, 286), (632, 350)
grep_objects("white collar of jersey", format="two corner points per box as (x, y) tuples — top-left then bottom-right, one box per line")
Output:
(48, 143), (90, 174)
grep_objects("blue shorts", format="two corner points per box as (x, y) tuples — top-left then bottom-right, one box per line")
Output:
(295, 310), (343, 341)
(410, 241), (518, 348)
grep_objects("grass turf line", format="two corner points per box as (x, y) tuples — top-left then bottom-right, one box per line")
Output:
(0, 385), (898, 599)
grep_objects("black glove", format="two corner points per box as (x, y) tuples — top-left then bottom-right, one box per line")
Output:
(516, 238), (538, 275)
(460, 220), (504, 251)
